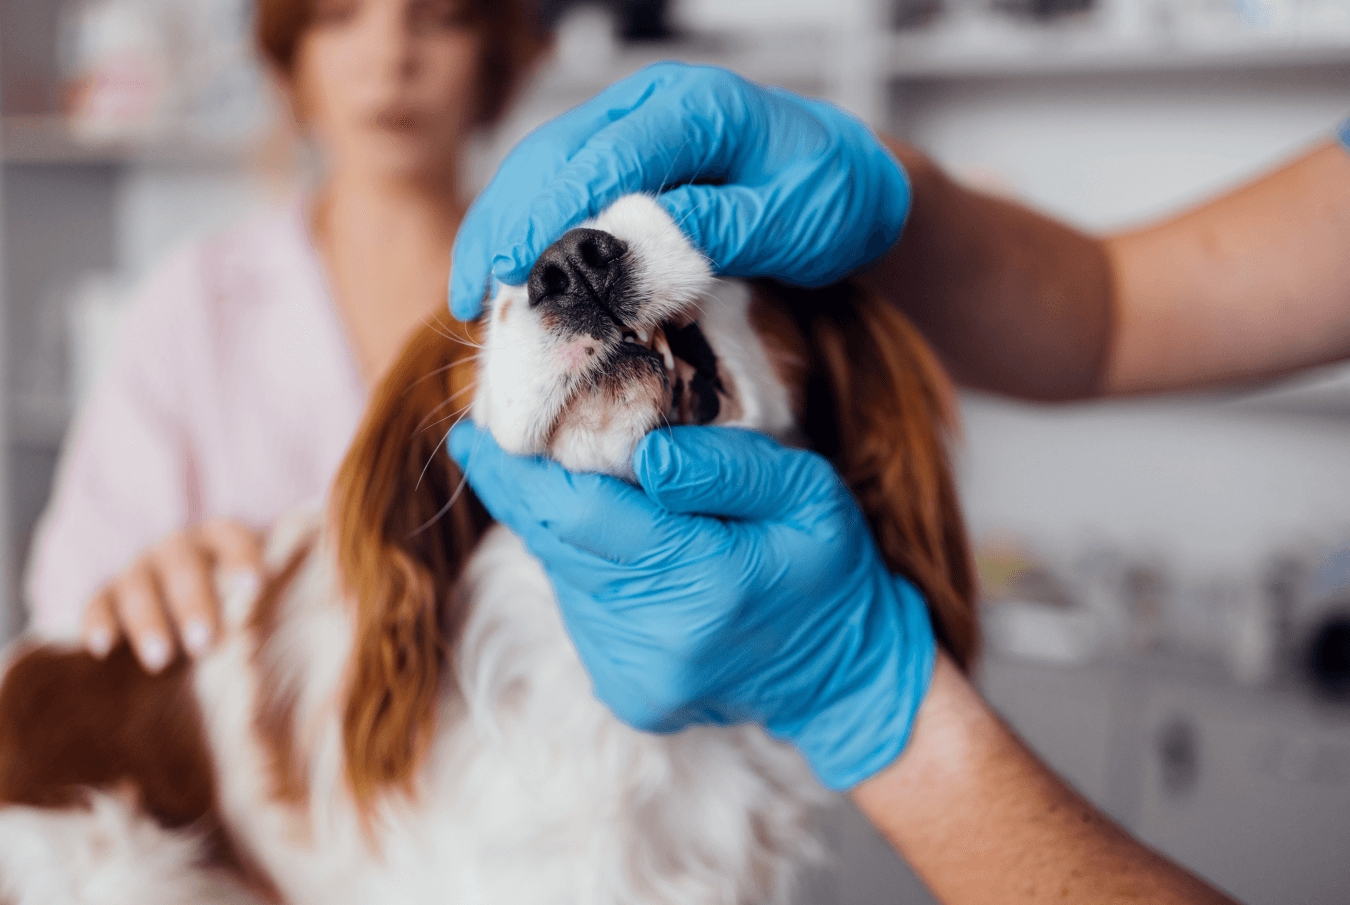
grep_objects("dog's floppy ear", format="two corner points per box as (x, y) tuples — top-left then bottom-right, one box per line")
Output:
(754, 283), (979, 672)
(330, 318), (491, 806)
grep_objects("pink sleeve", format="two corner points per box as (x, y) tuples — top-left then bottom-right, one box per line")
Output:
(24, 251), (204, 639)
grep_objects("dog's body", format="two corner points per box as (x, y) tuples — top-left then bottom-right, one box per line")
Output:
(0, 196), (975, 904)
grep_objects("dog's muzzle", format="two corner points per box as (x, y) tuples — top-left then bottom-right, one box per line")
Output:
(528, 227), (725, 425)
(528, 228), (637, 338)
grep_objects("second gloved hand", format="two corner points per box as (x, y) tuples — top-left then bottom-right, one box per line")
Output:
(449, 423), (936, 791)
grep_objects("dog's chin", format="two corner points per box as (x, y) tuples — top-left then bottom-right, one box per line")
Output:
(526, 314), (729, 480)
(544, 342), (674, 482)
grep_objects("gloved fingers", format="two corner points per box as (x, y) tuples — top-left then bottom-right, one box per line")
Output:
(475, 62), (737, 293)
(448, 422), (696, 565)
(633, 426), (844, 523)
(493, 120), (735, 286)
(449, 65), (695, 319)
(654, 182), (763, 277)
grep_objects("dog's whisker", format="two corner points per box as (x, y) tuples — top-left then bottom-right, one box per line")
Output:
(406, 361), (460, 396)
(656, 134), (696, 196)
(426, 310), (490, 350)
(415, 424), (458, 492)
(420, 400), (476, 434)
(407, 417), (493, 538)
(421, 315), (457, 342)
(407, 469), (471, 539)
(415, 382), (478, 433)
(415, 394), (461, 432)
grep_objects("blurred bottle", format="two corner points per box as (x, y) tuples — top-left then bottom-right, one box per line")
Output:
(59, 0), (271, 148)
(177, 0), (272, 147)
(59, 0), (174, 142)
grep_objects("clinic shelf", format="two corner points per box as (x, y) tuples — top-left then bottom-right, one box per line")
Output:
(884, 27), (1350, 79)
(530, 30), (831, 107)
(8, 27), (1346, 169)
(1, 115), (253, 167)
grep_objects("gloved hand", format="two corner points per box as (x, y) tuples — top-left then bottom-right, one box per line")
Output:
(449, 422), (936, 791)
(449, 62), (910, 320)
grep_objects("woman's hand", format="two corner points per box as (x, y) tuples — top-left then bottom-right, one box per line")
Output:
(449, 62), (910, 320)
(449, 423), (936, 791)
(82, 519), (263, 672)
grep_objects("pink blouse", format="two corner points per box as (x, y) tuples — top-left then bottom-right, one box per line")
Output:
(25, 201), (368, 638)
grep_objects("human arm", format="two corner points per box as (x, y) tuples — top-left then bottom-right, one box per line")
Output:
(853, 653), (1238, 905)
(860, 134), (1350, 399)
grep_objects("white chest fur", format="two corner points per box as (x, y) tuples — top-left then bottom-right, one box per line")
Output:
(199, 525), (826, 905)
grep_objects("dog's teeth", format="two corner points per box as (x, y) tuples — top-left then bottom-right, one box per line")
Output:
(654, 330), (674, 372)
(636, 329), (650, 345)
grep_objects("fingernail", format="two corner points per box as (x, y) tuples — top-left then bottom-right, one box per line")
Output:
(139, 636), (170, 673)
(87, 628), (113, 659)
(183, 620), (212, 657)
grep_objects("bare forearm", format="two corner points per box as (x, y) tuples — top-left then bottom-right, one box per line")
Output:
(1104, 140), (1350, 394)
(851, 654), (1238, 905)
(857, 140), (1115, 401)
(860, 136), (1350, 400)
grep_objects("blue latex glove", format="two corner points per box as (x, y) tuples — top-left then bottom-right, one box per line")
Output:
(448, 422), (937, 791)
(449, 62), (911, 320)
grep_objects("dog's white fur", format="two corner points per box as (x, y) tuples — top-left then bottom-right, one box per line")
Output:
(0, 792), (259, 905)
(0, 195), (828, 903)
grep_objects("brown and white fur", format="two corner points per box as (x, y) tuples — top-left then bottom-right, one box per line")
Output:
(0, 195), (977, 904)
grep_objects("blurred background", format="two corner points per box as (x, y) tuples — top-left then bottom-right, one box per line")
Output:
(1, 0), (1349, 901)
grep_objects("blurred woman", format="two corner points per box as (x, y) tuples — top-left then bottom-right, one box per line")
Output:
(26, 0), (548, 671)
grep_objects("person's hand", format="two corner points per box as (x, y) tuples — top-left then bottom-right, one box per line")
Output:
(450, 62), (910, 320)
(449, 423), (936, 791)
(82, 519), (263, 672)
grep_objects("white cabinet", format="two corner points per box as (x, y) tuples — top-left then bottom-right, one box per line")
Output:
(1135, 679), (1350, 905)
(975, 654), (1350, 905)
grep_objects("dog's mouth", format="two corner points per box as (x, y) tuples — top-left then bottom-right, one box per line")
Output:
(613, 316), (726, 426)
(481, 203), (735, 477)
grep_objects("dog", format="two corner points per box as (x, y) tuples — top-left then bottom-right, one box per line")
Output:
(0, 194), (977, 904)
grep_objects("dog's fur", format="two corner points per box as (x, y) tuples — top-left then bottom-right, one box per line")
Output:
(0, 195), (976, 904)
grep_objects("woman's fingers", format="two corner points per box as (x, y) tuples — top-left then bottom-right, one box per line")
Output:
(82, 590), (120, 659)
(153, 535), (219, 658)
(109, 563), (175, 673)
(82, 520), (262, 670)
(153, 521), (262, 659)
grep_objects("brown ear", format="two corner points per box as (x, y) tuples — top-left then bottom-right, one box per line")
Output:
(330, 318), (491, 806)
(754, 283), (980, 672)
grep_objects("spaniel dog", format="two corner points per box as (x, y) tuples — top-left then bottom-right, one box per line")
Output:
(0, 195), (977, 904)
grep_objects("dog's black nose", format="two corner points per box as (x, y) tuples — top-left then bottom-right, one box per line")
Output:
(528, 229), (630, 316)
